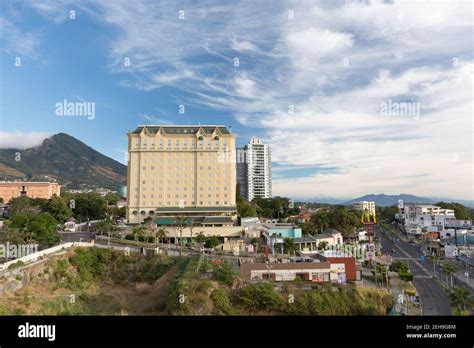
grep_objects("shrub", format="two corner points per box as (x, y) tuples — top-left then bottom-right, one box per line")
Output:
(213, 261), (236, 286)
(8, 260), (24, 270)
(399, 272), (414, 281)
(125, 234), (134, 241)
(237, 283), (284, 312)
(390, 260), (408, 273)
(211, 288), (234, 315)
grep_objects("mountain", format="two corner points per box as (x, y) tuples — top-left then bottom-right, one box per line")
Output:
(0, 133), (127, 190)
(345, 193), (436, 206)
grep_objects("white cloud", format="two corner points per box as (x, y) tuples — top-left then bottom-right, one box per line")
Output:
(0, 131), (50, 150)
(21, 0), (473, 200)
(0, 16), (41, 58)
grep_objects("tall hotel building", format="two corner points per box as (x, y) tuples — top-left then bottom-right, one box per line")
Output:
(126, 125), (237, 224)
(236, 137), (272, 202)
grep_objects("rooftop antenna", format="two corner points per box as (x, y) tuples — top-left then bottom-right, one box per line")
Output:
(229, 125), (232, 133)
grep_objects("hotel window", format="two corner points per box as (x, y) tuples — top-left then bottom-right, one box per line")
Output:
(216, 201), (219, 205)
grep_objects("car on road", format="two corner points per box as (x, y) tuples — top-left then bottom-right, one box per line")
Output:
(412, 295), (420, 307)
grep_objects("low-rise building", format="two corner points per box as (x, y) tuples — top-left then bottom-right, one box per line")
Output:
(240, 262), (335, 282)
(263, 223), (302, 238)
(0, 181), (60, 203)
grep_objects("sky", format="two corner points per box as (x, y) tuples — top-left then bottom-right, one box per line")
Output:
(0, 0), (473, 200)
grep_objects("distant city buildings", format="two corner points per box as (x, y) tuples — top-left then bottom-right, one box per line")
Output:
(0, 181), (60, 203)
(126, 125), (237, 224)
(237, 137), (272, 201)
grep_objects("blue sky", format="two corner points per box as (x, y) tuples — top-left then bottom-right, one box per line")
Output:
(0, 0), (473, 200)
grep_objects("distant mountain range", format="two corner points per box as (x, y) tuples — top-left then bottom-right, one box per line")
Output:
(297, 194), (473, 207)
(0, 133), (127, 190)
(345, 193), (436, 206)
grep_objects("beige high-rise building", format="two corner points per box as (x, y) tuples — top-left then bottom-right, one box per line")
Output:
(126, 125), (237, 224)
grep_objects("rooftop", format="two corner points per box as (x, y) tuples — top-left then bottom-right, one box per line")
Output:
(130, 125), (231, 135)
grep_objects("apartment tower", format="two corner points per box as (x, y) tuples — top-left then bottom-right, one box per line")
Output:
(237, 137), (272, 201)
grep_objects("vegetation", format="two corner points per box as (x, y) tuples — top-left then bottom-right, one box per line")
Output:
(8, 211), (59, 247)
(435, 202), (472, 220)
(213, 260), (237, 286)
(252, 196), (299, 219)
(450, 286), (472, 314)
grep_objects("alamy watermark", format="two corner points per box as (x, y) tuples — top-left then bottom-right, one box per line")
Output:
(55, 99), (95, 120)
(0, 243), (39, 259)
(380, 99), (420, 119)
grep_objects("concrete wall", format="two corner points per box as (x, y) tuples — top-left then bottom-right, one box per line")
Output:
(0, 242), (95, 272)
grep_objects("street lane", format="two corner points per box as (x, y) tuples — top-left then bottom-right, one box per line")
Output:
(377, 228), (452, 315)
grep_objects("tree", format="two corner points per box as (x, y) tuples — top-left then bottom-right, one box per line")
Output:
(237, 200), (257, 218)
(156, 228), (168, 248)
(23, 213), (59, 247)
(440, 262), (457, 291)
(133, 226), (145, 245)
(325, 206), (361, 237)
(429, 255), (440, 278)
(213, 260), (237, 285)
(204, 235), (220, 249)
(318, 241), (328, 250)
(40, 195), (72, 222)
(435, 202), (472, 220)
(175, 216), (189, 257)
(143, 216), (156, 241)
(311, 211), (330, 233)
(299, 221), (318, 236)
(450, 286), (471, 313)
(283, 238), (296, 255)
(195, 232), (206, 244)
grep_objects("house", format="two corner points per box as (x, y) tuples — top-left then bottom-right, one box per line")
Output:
(64, 218), (77, 232)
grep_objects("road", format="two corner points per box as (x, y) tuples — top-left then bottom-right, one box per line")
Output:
(376, 227), (452, 315)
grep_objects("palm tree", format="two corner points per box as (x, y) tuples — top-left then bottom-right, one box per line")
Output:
(311, 211), (329, 234)
(429, 254), (439, 278)
(156, 228), (168, 248)
(450, 286), (472, 312)
(440, 262), (457, 291)
(283, 238), (296, 255)
(175, 215), (189, 257)
(450, 286), (471, 313)
(133, 226), (145, 246)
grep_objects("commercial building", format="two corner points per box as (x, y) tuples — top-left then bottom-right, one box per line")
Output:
(240, 261), (350, 283)
(236, 137), (272, 201)
(0, 181), (60, 203)
(126, 125), (237, 224)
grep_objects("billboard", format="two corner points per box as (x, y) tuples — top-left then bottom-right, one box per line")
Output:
(444, 220), (472, 229)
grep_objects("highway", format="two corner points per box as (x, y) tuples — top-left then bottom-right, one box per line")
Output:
(377, 227), (452, 315)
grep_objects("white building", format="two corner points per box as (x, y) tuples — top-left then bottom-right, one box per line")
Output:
(352, 201), (375, 214)
(236, 137), (272, 201)
(397, 204), (456, 238)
